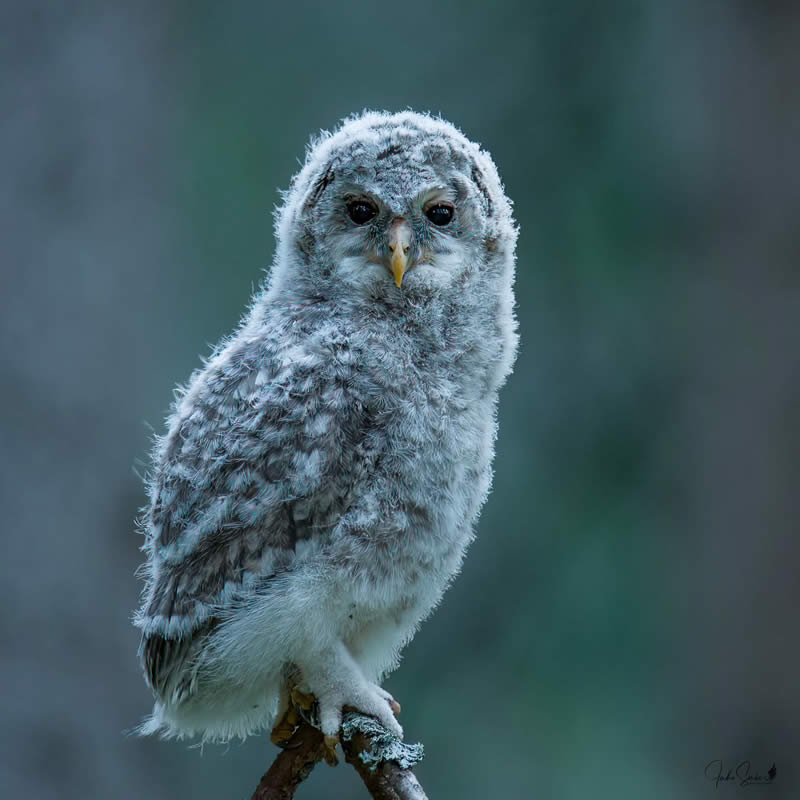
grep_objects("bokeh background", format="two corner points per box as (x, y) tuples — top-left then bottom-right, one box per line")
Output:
(2, 1), (798, 798)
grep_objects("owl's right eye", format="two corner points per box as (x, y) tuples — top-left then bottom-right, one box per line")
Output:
(347, 200), (378, 225)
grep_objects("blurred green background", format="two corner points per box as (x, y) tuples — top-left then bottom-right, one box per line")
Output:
(2, 1), (798, 798)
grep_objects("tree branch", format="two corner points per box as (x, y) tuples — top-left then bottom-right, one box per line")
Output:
(250, 712), (427, 800)
(341, 712), (428, 800)
(250, 722), (326, 800)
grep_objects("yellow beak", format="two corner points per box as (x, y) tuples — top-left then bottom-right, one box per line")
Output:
(388, 218), (412, 287)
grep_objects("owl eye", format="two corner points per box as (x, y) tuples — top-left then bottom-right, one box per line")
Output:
(425, 203), (454, 226)
(347, 200), (378, 225)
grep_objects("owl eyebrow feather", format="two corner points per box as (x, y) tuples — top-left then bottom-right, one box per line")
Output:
(471, 165), (494, 217)
(306, 164), (336, 207)
(376, 143), (404, 161)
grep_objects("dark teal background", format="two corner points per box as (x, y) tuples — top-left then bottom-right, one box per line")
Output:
(2, 1), (798, 798)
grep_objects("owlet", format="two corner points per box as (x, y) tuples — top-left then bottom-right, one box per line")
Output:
(134, 111), (518, 744)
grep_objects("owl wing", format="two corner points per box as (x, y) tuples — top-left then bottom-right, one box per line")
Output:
(136, 341), (364, 698)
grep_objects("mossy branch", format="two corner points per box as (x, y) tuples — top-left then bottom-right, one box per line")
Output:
(250, 711), (427, 800)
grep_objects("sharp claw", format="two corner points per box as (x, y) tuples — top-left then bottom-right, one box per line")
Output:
(323, 734), (339, 766)
(289, 687), (320, 727)
(388, 698), (401, 715)
(290, 687), (316, 711)
(270, 705), (299, 747)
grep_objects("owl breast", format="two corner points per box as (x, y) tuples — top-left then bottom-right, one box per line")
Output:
(321, 308), (502, 609)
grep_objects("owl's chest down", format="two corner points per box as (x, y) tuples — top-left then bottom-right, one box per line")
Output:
(326, 338), (500, 592)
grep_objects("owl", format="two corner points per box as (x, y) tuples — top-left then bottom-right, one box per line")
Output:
(134, 111), (518, 746)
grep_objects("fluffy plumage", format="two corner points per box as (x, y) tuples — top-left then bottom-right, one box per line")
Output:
(134, 110), (518, 741)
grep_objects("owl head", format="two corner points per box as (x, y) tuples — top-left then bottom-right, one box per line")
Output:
(268, 111), (517, 309)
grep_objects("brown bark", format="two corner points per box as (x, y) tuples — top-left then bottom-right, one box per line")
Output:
(250, 722), (326, 800)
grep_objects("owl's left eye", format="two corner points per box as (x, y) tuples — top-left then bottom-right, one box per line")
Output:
(347, 200), (378, 225)
(425, 203), (454, 226)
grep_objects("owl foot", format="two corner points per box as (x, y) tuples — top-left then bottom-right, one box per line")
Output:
(272, 691), (339, 764)
(270, 685), (321, 747)
(270, 711), (339, 765)
(314, 679), (403, 741)
(290, 686), (317, 715)
(299, 641), (404, 742)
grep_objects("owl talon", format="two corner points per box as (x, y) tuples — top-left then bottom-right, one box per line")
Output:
(371, 684), (401, 716)
(270, 705), (299, 747)
(323, 734), (339, 766)
(290, 686), (317, 712)
(271, 686), (321, 746)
